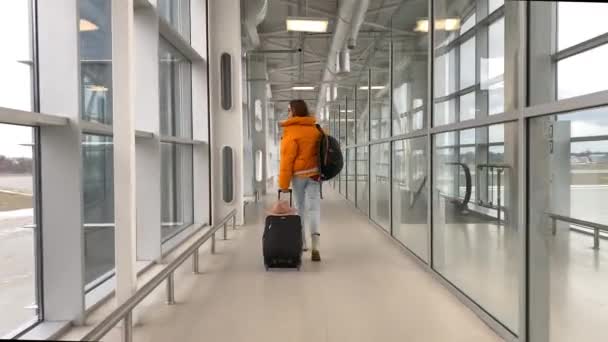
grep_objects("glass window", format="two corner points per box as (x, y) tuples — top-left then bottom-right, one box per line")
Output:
(434, 99), (456, 126)
(370, 143), (390, 230)
(433, 122), (519, 334)
(82, 134), (115, 287)
(529, 107), (608, 342)
(487, 18), (504, 115)
(346, 89), (356, 145)
(488, 0), (504, 15)
(558, 44), (608, 100)
(161, 143), (193, 242)
(392, 137), (428, 261)
(79, 0), (113, 124)
(356, 73), (369, 144)
(558, 2), (608, 50)
(347, 148), (356, 203)
(0, 1), (33, 111)
(434, 49), (456, 98)
(370, 38), (391, 140)
(339, 148), (347, 195)
(459, 92), (476, 121)
(159, 38), (193, 139)
(158, 0), (191, 42)
(0, 124), (38, 335)
(357, 146), (369, 214)
(392, 0), (429, 135)
(460, 37), (476, 90)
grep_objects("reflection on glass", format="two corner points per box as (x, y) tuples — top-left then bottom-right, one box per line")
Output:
(339, 148), (347, 195)
(392, 137), (428, 261)
(82, 134), (115, 287)
(460, 37), (476, 89)
(370, 143), (390, 231)
(356, 74), (369, 144)
(0, 1), (33, 111)
(433, 122), (519, 334)
(529, 107), (608, 342)
(161, 143), (194, 242)
(459, 92), (476, 121)
(0, 124), (37, 335)
(356, 146), (369, 214)
(558, 44), (608, 100)
(392, 0), (428, 135)
(370, 38), (391, 140)
(347, 148), (356, 203)
(434, 0), (506, 126)
(80, 0), (113, 124)
(160, 38), (193, 138)
(158, 0), (191, 42)
(347, 88), (356, 145)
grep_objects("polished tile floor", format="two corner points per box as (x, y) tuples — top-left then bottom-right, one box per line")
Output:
(61, 191), (502, 342)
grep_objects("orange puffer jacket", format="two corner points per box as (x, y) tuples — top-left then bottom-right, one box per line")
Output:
(278, 116), (322, 190)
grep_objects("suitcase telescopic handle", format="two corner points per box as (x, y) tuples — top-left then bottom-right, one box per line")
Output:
(278, 189), (293, 207)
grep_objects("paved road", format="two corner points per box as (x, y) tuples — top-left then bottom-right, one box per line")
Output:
(0, 175), (33, 194)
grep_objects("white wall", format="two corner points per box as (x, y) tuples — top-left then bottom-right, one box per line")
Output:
(208, 0), (245, 224)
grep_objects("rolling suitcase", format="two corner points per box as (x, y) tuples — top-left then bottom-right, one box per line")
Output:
(263, 190), (303, 271)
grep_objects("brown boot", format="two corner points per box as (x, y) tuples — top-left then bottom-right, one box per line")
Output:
(311, 249), (321, 262)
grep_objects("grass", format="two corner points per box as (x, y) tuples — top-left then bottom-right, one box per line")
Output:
(0, 191), (33, 211)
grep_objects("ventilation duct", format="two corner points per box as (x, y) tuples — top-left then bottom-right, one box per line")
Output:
(244, 0), (268, 49)
(347, 0), (370, 50)
(336, 49), (351, 74)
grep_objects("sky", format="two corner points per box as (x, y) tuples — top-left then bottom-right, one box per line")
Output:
(0, 1), (33, 158)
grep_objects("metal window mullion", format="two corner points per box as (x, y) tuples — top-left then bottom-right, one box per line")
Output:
(552, 32), (608, 62)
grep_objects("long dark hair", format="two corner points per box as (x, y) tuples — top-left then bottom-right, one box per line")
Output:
(289, 99), (310, 117)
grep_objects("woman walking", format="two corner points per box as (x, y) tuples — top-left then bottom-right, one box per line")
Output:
(278, 99), (322, 262)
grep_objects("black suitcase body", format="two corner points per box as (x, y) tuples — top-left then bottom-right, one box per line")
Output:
(263, 190), (303, 270)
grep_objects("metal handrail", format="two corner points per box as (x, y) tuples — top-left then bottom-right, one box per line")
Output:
(81, 210), (237, 342)
(548, 212), (608, 250)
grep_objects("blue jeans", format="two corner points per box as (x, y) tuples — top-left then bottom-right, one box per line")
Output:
(292, 177), (321, 243)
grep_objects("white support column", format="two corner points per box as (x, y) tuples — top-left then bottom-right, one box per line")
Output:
(208, 0), (245, 225)
(37, 0), (85, 324)
(134, 5), (162, 262)
(112, 0), (137, 304)
(192, 0), (211, 225)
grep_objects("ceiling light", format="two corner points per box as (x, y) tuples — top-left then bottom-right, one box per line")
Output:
(414, 20), (429, 33)
(443, 18), (461, 31)
(79, 19), (99, 32)
(286, 17), (329, 33)
(292, 86), (315, 90)
(86, 85), (109, 92)
(359, 86), (385, 90)
(340, 110), (354, 113)
(414, 18), (460, 32)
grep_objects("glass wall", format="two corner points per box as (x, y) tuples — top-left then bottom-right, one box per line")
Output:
(432, 122), (519, 333)
(391, 0), (428, 135)
(0, 124), (38, 336)
(356, 71), (369, 144)
(370, 143), (390, 231)
(392, 137), (428, 261)
(356, 146), (369, 214)
(529, 107), (608, 342)
(158, 0), (191, 42)
(0, 0), (34, 111)
(159, 38), (193, 139)
(161, 143), (194, 241)
(82, 134), (115, 287)
(79, 0), (113, 124)
(346, 148), (356, 203)
(433, 0), (505, 126)
(370, 38), (391, 140)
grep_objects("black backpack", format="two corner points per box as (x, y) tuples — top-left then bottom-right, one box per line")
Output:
(315, 124), (343, 181)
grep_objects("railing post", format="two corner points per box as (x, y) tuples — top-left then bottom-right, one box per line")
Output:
(224, 222), (228, 240)
(211, 233), (216, 254)
(594, 228), (600, 250)
(192, 248), (199, 274)
(551, 216), (557, 236)
(232, 214), (236, 230)
(166, 272), (175, 305)
(122, 311), (133, 342)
